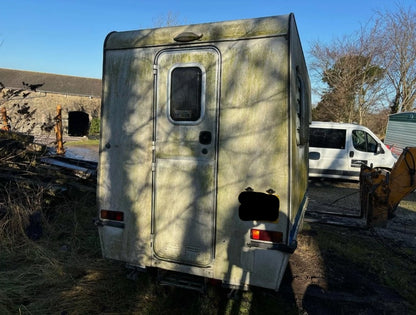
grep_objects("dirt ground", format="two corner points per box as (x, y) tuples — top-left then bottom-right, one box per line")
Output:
(281, 179), (416, 314)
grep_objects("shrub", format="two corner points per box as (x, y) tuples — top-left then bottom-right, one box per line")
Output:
(89, 118), (100, 136)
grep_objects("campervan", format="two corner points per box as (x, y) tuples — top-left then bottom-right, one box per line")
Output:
(96, 14), (311, 291)
(309, 121), (396, 180)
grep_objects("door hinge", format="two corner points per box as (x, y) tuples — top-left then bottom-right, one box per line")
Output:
(152, 162), (156, 172)
(153, 64), (158, 75)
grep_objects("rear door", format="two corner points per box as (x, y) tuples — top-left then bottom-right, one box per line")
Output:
(152, 47), (220, 267)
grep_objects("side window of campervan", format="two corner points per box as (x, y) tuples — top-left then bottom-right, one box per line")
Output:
(296, 68), (308, 145)
(309, 128), (346, 149)
(169, 66), (204, 123)
(352, 130), (377, 153)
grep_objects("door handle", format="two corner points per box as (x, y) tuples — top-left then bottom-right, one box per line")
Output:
(199, 131), (212, 145)
(349, 151), (354, 158)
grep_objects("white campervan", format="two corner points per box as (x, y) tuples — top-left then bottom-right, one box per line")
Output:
(97, 14), (311, 292)
(309, 121), (396, 180)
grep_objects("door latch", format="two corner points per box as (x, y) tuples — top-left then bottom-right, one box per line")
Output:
(199, 131), (212, 145)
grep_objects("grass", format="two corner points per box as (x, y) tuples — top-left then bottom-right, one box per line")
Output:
(310, 222), (416, 311)
(64, 138), (99, 147)
(0, 184), (298, 314)
(1, 178), (415, 313)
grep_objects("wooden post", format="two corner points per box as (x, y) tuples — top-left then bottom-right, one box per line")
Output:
(1, 107), (10, 131)
(55, 105), (65, 155)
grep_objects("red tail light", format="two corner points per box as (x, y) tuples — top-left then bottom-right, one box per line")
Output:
(250, 229), (282, 243)
(100, 210), (124, 221)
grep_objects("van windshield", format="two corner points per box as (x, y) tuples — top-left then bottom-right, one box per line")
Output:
(309, 127), (346, 149)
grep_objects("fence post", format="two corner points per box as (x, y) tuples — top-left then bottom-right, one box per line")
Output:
(55, 105), (65, 155)
(1, 107), (10, 131)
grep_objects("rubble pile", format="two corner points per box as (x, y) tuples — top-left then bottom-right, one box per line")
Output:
(0, 130), (97, 192)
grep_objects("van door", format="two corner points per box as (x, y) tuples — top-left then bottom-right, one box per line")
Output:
(152, 47), (220, 267)
(348, 128), (393, 173)
(309, 127), (349, 177)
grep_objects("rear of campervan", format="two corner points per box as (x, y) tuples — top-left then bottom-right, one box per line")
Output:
(309, 121), (396, 180)
(97, 14), (310, 291)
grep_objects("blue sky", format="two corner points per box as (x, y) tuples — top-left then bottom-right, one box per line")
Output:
(0, 0), (413, 81)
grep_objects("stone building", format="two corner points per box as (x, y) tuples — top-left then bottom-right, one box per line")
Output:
(0, 68), (101, 138)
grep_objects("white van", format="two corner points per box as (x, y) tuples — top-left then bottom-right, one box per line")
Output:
(309, 121), (396, 180)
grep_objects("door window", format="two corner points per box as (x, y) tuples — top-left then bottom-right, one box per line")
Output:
(169, 66), (203, 122)
(352, 130), (377, 153)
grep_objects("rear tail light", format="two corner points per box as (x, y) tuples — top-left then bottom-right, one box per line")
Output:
(250, 229), (282, 243)
(100, 209), (124, 221)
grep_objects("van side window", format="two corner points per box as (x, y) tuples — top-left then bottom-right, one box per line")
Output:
(352, 130), (377, 153)
(296, 68), (308, 145)
(309, 128), (346, 149)
(170, 67), (202, 122)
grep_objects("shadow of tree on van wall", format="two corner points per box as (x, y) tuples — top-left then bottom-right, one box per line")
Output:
(98, 16), (302, 313)
(96, 16), (306, 314)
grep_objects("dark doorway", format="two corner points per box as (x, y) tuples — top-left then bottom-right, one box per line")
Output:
(68, 111), (89, 136)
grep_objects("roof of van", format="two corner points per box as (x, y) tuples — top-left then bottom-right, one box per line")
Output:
(311, 121), (365, 129)
(105, 14), (293, 50)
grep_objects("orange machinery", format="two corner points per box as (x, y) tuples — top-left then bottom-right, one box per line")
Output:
(360, 147), (416, 226)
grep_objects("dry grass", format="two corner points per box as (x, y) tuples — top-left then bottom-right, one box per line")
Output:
(0, 184), (296, 314)
(0, 185), (110, 313)
(0, 182), (45, 247)
(1, 178), (415, 313)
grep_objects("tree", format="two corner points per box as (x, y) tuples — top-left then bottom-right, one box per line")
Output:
(152, 11), (184, 27)
(310, 33), (385, 124)
(373, 5), (416, 113)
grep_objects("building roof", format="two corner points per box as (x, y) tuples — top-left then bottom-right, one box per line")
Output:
(0, 68), (101, 97)
(388, 111), (416, 122)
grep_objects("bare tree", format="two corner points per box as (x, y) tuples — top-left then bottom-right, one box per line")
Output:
(373, 5), (416, 113)
(152, 11), (184, 28)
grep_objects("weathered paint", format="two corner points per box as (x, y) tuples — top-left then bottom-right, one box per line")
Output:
(97, 14), (310, 291)
(104, 16), (290, 50)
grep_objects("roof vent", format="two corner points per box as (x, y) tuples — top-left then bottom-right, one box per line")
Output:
(174, 32), (203, 42)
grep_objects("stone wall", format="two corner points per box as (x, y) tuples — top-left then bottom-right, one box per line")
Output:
(1, 89), (101, 137)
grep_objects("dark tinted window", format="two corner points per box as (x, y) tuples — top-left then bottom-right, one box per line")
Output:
(170, 67), (202, 121)
(296, 70), (308, 145)
(352, 130), (377, 152)
(309, 127), (346, 149)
